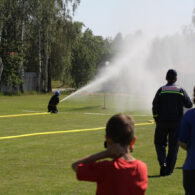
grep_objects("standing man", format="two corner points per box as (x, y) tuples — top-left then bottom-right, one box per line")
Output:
(152, 69), (192, 176)
(48, 91), (60, 113)
(178, 87), (195, 195)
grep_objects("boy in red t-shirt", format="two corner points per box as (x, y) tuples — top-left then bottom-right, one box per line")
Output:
(72, 114), (148, 195)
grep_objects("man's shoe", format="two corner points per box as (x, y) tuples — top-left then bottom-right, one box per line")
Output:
(165, 166), (173, 176)
(160, 164), (167, 176)
(165, 172), (172, 176)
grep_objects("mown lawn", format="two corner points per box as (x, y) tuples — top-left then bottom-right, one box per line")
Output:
(0, 94), (185, 194)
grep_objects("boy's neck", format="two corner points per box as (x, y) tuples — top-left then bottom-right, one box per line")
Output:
(121, 148), (136, 161)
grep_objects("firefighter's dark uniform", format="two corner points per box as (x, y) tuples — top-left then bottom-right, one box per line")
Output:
(152, 83), (192, 175)
(48, 94), (59, 113)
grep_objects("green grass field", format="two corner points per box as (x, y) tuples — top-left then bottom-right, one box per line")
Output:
(0, 94), (186, 194)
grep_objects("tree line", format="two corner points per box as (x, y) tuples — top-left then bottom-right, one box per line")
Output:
(0, 0), (119, 93)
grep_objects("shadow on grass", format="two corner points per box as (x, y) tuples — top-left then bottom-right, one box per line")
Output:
(175, 166), (182, 170)
(148, 175), (161, 178)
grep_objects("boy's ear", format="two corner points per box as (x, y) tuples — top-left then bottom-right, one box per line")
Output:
(130, 137), (136, 152)
(106, 136), (113, 145)
(130, 137), (136, 146)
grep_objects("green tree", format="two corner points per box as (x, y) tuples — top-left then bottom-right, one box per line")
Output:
(0, 0), (23, 92)
(71, 29), (111, 88)
(41, 0), (80, 92)
(0, 0), (115, 94)
(110, 32), (123, 58)
(50, 21), (83, 87)
(0, 0), (81, 93)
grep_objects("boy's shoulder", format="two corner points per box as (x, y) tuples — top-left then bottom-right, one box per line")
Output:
(114, 158), (147, 170)
(135, 159), (147, 169)
(79, 159), (147, 171)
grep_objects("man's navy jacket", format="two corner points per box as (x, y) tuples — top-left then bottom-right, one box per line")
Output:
(152, 83), (193, 122)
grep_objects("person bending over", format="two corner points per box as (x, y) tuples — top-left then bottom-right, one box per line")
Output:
(48, 91), (60, 113)
(72, 113), (148, 195)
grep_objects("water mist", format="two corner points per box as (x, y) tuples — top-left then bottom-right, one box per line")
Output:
(61, 30), (195, 112)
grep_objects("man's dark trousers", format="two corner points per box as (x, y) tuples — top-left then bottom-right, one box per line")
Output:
(183, 170), (195, 195)
(154, 121), (179, 174)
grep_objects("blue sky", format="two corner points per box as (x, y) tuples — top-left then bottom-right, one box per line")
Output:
(74, 0), (195, 38)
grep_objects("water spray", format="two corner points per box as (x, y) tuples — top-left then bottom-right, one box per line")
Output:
(60, 32), (195, 111)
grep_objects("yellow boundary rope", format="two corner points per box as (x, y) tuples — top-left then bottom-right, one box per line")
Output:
(0, 112), (50, 118)
(0, 120), (154, 140)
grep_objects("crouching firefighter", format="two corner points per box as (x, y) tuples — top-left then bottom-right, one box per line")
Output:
(48, 91), (60, 113)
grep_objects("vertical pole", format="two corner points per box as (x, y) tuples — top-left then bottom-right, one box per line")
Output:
(103, 92), (106, 109)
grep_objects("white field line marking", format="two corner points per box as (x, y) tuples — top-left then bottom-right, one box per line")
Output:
(59, 112), (152, 117)
(84, 113), (152, 116)
(23, 110), (43, 113)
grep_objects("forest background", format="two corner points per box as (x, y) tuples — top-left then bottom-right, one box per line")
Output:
(0, 0), (123, 94)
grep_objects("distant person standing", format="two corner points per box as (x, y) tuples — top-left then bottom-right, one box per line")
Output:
(152, 69), (192, 176)
(48, 91), (60, 113)
(179, 87), (195, 195)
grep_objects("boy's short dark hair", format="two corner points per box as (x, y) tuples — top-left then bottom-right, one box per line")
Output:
(106, 114), (134, 146)
(193, 87), (195, 104)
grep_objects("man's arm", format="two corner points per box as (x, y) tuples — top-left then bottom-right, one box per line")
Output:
(152, 88), (161, 121)
(182, 89), (193, 108)
(178, 113), (190, 151)
(178, 141), (187, 150)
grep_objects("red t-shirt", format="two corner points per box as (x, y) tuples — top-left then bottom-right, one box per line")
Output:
(77, 158), (148, 195)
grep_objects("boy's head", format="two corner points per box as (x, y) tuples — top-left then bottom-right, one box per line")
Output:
(105, 114), (134, 147)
